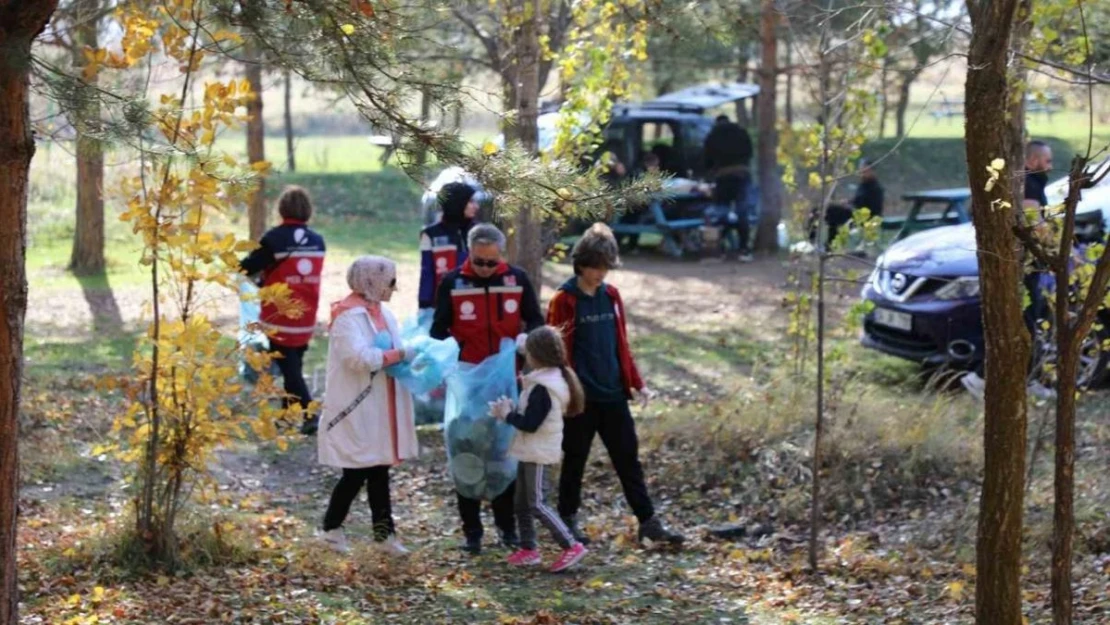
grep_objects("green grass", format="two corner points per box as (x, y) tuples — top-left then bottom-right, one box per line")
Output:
(894, 108), (1110, 143)
(213, 135), (390, 174)
(859, 134), (1109, 214)
(26, 166), (424, 293)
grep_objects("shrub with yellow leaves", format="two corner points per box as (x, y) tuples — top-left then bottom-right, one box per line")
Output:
(85, 0), (303, 567)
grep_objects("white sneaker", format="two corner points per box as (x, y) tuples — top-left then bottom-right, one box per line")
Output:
(376, 536), (409, 557)
(1027, 380), (1057, 400)
(738, 253), (754, 263)
(960, 372), (985, 401)
(322, 528), (350, 554)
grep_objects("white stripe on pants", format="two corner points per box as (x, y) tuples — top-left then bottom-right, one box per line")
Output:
(514, 462), (575, 550)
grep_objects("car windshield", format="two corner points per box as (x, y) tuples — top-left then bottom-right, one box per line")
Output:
(1045, 158), (1110, 204)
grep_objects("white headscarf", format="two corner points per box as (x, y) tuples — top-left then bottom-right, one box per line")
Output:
(346, 255), (396, 302)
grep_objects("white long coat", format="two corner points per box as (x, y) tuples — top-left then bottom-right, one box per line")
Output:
(317, 305), (418, 468)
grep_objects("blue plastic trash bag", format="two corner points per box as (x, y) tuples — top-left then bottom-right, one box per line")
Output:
(376, 323), (460, 397)
(444, 338), (519, 500)
(402, 310), (451, 425)
(238, 278), (280, 385)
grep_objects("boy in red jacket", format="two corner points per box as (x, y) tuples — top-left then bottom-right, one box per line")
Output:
(546, 223), (685, 546)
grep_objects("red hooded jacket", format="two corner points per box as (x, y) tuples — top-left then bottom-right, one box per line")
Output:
(546, 282), (644, 399)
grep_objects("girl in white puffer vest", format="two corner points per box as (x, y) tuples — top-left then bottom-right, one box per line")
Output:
(490, 326), (588, 573)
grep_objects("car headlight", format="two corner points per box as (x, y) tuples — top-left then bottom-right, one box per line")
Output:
(935, 277), (980, 300)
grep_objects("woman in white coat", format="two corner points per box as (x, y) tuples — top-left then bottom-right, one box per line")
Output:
(319, 256), (418, 555)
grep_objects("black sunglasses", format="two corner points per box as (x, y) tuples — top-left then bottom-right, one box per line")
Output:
(471, 258), (499, 268)
(390, 277), (397, 288)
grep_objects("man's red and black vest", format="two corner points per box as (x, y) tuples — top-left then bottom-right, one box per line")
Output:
(241, 220), (326, 348)
(429, 259), (543, 364)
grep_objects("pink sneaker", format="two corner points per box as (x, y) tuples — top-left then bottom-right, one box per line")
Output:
(506, 548), (542, 566)
(549, 543), (587, 573)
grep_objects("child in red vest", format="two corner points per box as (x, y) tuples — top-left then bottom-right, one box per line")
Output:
(240, 186), (326, 435)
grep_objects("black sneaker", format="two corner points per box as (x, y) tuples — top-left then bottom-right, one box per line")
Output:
(299, 415), (319, 436)
(561, 515), (591, 546)
(500, 530), (520, 551)
(459, 535), (481, 555)
(638, 516), (685, 546)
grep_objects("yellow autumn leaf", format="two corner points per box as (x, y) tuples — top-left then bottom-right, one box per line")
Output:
(340, 23), (356, 35)
(481, 140), (499, 156)
(947, 580), (965, 601)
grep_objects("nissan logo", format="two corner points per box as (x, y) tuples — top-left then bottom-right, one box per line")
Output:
(891, 273), (908, 293)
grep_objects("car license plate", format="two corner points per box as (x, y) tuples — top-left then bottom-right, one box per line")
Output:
(874, 308), (912, 332)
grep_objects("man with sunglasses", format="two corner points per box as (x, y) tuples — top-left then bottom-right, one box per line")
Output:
(430, 223), (545, 553)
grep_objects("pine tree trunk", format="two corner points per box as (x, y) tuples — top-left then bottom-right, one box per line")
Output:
(283, 68), (294, 172)
(965, 1), (1028, 622)
(1, 6), (59, 623)
(753, 0), (781, 254)
(69, 0), (105, 275)
(877, 57), (889, 138)
(416, 86), (432, 169)
(784, 40), (793, 126)
(504, 0), (544, 286)
(245, 44), (267, 241)
(735, 43), (750, 126)
(895, 69), (918, 139)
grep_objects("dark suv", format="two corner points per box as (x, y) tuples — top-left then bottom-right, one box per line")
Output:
(861, 161), (1110, 384)
(421, 82), (761, 224)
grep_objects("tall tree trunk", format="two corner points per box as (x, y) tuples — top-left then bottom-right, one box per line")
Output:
(895, 68), (919, 139)
(784, 39), (793, 126)
(416, 85), (432, 169)
(283, 68), (294, 172)
(1, 6), (60, 623)
(244, 44), (266, 241)
(878, 56), (890, 138)
(735, 43), (750, 126)
(965, 1), (1028, 623)
(753, 0), (781, 254)
(69, 0), (105, 275)
(503, 0), (543, 285)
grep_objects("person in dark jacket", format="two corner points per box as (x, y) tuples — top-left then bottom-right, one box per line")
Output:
(546, 223), (685, 547)
(239, 186), (326, 435)
(704, 115), (754, 261)
(430, 223), (545, 554)
(418, 182), (479, 313)
(806, 159), (885, 247)
(961, 140), (1056, 401)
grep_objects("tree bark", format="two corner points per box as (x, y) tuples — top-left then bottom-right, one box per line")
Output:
(753, 0), (781, 254)
(965, 1), (1028, 623)
(283, 68), (294, 172)
(503, 0), (544, 285)
(244, 43), (266, 241)
(783, 39), (793, 126)
(735, 43), (750, 126)
(895, 69), (920, 139)
(69, 0), (105, 275)
(1, 6), (60, 623)
(416, 85), (432, 169)
(878, 56), (890, 138)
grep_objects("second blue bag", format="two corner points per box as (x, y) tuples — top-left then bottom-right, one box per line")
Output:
(443, 338), (519, 501)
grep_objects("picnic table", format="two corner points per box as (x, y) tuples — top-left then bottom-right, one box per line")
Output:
(931, 93), (1064, 121)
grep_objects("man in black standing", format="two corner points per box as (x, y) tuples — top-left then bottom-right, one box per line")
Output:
(962, 140), (1055, 400)
(703, 115), (754, 261)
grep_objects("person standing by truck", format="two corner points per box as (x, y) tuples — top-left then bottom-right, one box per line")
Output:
(704, 115), (754, 262)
